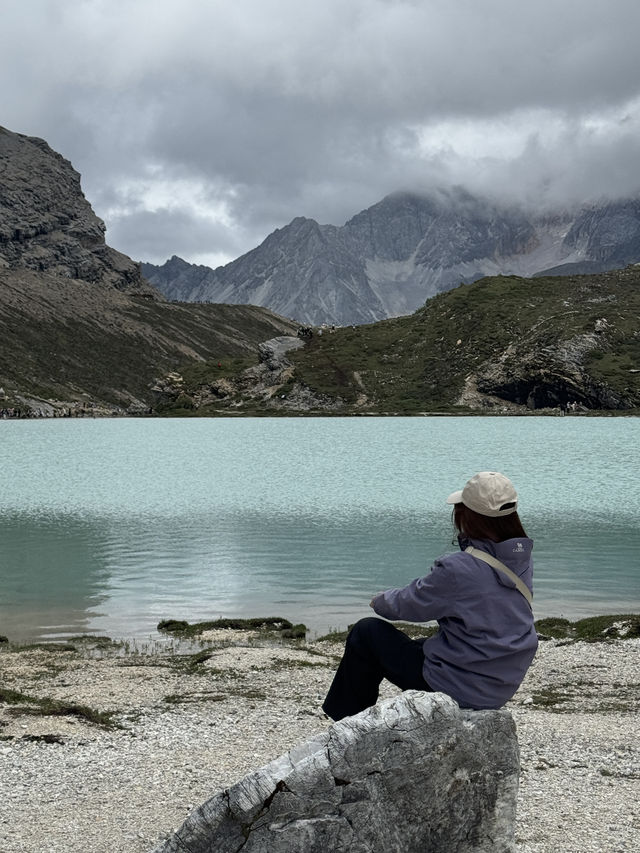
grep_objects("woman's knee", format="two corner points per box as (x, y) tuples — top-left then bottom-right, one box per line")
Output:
(348, 617), (381, 634)
(346, 616), (393, 652)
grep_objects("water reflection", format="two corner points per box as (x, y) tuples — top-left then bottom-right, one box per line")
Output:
(2, 505), (639, 642)
(0, 513), (112, 640)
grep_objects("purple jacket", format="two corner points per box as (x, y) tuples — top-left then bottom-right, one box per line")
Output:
(371, 535), (538, 710)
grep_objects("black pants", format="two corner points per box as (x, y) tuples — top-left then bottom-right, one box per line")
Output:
(322, 616), (433, 721)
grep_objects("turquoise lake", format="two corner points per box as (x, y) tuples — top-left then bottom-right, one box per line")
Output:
(1, 416), (639, 642)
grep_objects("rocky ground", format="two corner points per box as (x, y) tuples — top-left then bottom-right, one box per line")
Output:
(0, 629), (638, 853)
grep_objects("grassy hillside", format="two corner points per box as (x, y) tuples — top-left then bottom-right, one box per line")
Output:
(2, 265), (639, 416)
(284, 266), (640, 413)
(0, 269), (297, 412)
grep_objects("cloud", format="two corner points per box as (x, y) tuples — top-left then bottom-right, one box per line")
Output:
(2, 0), (640, 264)
(411, 98), (640, 208)
(102, 202), (242, 269)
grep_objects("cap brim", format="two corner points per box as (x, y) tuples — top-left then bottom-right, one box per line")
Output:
(446, 489), (463, 505)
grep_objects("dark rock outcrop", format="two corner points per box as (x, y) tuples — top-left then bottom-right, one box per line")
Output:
(152, 692), (520, 853)
(0, 126), (156, 296)
(473, 331), (632, 411)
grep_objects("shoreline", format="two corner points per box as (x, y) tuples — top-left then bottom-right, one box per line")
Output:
(1, 621), (639, 853)
(2, 409), (640, 419)
(3, 608), (640, 650)
(2, 391), (640, 421)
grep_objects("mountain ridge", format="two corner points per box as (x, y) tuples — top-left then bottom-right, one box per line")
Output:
(143, 189), (640, 325)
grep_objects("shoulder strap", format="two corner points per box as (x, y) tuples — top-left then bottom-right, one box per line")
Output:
(465, 545), (533, 608)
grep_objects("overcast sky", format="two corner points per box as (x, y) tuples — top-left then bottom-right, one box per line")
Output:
(3, 0), (640, 267)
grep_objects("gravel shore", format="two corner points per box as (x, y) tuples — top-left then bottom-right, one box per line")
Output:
(1, 628), (638, 853)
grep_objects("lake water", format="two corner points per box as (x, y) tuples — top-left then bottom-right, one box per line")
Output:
(1, 416), (639, 642)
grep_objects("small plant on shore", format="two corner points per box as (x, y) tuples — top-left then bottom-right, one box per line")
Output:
(530, 687), (572, 707)
(227, 687), (267, 701)
(535, 614), (640, 642)
(67, 635), (116, 647)
(157, 616), (307, 641)
(280, 624), (307, 639)
(179, 649), (216, 674)
(263, 658), (328, 672)
(162, 692), (226, 705)
(0, 687), (120, 729)
(314, 628), (350, 644)
(165, 649), (239, 677)
(11, 642), (78, 653)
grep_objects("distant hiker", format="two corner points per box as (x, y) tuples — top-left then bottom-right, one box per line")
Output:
(323, 472), (537, 720)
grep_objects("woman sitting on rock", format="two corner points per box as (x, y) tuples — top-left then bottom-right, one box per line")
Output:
(322, 471), (538, 720)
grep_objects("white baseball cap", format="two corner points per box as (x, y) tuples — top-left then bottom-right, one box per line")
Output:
(446, 471), (518, 517)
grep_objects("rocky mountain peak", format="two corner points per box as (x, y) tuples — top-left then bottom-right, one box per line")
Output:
(563, 198), (640, 263)
(144, 185), (640, 326)
(0, 126), (156, 296)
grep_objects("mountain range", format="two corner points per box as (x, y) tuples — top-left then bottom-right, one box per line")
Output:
(1, 124), (638, 416)
(142, 189), (640, 325)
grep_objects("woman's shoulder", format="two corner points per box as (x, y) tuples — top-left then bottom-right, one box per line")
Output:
(432, 549), (477, 572)
(433, 547), (495, 580)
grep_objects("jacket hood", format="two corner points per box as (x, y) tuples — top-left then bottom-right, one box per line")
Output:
(458, 534), (534, 590)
